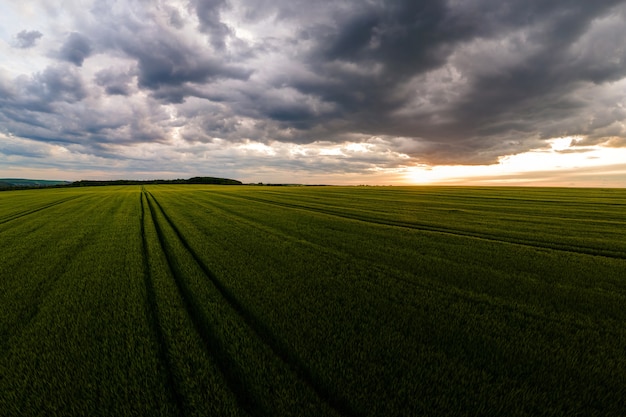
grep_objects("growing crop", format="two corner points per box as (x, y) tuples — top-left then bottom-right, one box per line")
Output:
(1, 185), (625, 416)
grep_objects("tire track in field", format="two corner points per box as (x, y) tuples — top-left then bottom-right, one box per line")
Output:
(256, 189), (626, 226)
(139, 190), (185, 416)
(0, 193), (109, 353)
(227, 194), (626, 260)
(212, 207), (626, 384)
(0, 195), (82, 226)
(144, 190), (264, 417)
(0, 205), (110, 359)
(0, 254), (80, 357)
(145, 190), (358, 417)
(197, 197), (626, 338)
(197, 193), (626, 391)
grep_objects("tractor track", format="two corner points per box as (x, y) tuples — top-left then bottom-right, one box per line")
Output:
(144, 189), (357, 417)
(225, 193), (626, 260)
(186, 195), (626, 340)
(139, 190), (186, 416)
(0, 195), (82, 226)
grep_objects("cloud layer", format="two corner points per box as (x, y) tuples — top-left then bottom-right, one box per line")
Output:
(1, 0), (626, 181)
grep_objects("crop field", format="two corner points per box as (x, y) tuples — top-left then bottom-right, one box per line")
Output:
(1, 185), (625, 416)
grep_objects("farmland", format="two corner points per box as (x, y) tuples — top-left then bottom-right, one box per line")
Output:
(1, 185), (625, 416)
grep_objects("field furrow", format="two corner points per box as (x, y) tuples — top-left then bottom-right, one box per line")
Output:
(152, 193), (358, 415)
(228, 193), (626, 259)
(146, 190), (348, 417)
(147, 190), (260, 415)
(139, 191), (185, 416)
(185, 193), (626, 334)
(142, 189), (247, 417)
(0, 194), (82, 225)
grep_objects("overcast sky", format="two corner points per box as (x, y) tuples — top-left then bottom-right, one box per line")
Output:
(1, 0), (626, 185)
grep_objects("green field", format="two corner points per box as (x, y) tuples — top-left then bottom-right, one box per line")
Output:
(1, 185), (625, 416)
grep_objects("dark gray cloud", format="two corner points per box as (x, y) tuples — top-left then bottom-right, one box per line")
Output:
(445, 2), (626, 128)
(3, 65), (87, 113)
(57, 32), (93, 66)
(83, 6), (252, 103)
(267, 0), (626, 164)
(13, 30), (43, 48)
(3, 0), (626, 178)
(0, 61), (170, 154)
(192, 0), (232, 50)
(130, 40), (251, 91)
(318, 1), (466, 78)
(94, 68), (134, 96)
(166, 6), (185, 29)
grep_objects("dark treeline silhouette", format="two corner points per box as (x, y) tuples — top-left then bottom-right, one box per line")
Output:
(70, 177), (242, 187)
(0, 184), (59, 191)
(0, 177), (242, 191)
(0, 179), (71, 191)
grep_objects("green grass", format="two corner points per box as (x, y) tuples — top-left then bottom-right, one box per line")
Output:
(1, 185), (625, 416)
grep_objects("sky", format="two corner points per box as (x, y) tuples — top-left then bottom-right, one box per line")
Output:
(1, 0), (626, 186)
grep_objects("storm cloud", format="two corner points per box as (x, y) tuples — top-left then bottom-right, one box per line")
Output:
(1, 0), (626, 181)
(13, 30), (43, 49)
(57, 32), (93, 66)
